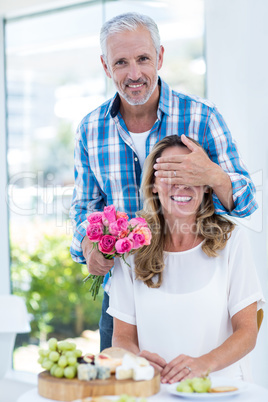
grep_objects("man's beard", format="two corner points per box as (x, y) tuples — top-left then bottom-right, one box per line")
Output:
(115, 73), (158, 106)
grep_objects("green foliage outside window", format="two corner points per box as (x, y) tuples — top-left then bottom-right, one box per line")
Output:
(11, 233), (103, 344)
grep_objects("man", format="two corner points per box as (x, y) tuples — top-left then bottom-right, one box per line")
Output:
(69, 12), (257, 351)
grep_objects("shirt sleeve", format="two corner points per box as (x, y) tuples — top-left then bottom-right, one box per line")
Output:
(69, 124), (106, 263)
(107, 257), (136, 325)
(206, 107), (258, 217)
(227, 227), (265, 318)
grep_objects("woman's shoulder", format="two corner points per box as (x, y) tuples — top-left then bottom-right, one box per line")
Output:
(230, 224), (248, 240)
(226, 223), (251, 250)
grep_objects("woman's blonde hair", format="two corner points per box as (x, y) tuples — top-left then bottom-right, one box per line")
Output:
(135, 135), (235, 288)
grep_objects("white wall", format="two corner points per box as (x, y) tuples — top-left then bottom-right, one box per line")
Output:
(205, 0), (268, 388)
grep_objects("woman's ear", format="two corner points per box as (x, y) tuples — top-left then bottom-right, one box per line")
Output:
(152, 183), (158, 194)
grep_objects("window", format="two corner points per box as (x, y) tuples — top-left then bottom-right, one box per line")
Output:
(5, 0), (205, 374)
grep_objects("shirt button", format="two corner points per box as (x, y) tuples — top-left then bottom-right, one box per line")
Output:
(134, 157), (138, 162)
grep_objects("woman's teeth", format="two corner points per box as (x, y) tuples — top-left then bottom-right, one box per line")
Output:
(171, 196), (192, 202)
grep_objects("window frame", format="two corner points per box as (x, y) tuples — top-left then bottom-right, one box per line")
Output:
(0, 16), (11, 297)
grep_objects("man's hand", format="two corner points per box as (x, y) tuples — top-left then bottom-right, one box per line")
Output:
(154, 134), (234, 211)
(138, 350), (167, 374)
(82, 236), (114, 276)
(154, 134), (218, 186)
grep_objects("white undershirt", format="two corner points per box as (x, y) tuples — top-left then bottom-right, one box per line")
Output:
(128, 130), (150, 168)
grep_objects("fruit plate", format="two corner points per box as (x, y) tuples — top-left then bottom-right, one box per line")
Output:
(168, 377), (248, 399)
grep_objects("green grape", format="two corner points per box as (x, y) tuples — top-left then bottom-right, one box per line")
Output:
(42, 349), (50, 357)
(57, 341), (69, 352)
(50, 364), (58, 376)
(117, 396), (136, 402)
(74, 349), (82, 357)
(203, 377), (212, 392)
(48, 338), (58, 351)
(49, 351), (60, 362)
(64, 366), (76, 379)
(54, 367), (64, 378)
(38, 349), (45, 357)
(42, 360), (54, 371)
(67, 356), (77, 366)
(65, 351), (75, 358)
(37, 357), (44, 365)
(58, 356), (68, 368)
(176, 377), (211, 394)
(191, 377), (211, 393)
(178, 384), (193, 393)
(66, 342), (76, 351)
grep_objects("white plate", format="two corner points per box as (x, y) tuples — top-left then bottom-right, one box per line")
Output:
(168, 376), (248, 399)
(72, 396), (143, 401)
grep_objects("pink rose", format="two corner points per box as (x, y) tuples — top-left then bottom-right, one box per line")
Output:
(115, 238), (133, 254)
(129, 217), (148, 229)
(87, 212), (103, 225)
(86, 223), (104, 242)
(102, 205), (117, 226)
(98, 235), (116, 255)
(109, 218), (129, 237)
(128, 232), (146, 249)
(133, 226), (152, 245)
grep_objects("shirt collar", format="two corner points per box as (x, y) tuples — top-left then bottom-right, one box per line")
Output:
(106, 76), (171, 118)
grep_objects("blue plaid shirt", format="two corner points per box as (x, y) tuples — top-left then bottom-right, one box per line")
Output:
(69, 77), (257, 292)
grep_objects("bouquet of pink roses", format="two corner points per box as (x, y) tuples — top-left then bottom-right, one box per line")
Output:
(84, 205), (152, 300)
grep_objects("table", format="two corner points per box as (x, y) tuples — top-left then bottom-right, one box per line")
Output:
(17, 381), (268, 402)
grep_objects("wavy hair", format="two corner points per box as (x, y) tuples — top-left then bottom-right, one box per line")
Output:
(135, 135), (235, 288)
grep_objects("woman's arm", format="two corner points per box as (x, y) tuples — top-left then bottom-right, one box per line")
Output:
(112, 317), (140, 354)
(161, 302), (258, 384)
(112, 317), (167, 372)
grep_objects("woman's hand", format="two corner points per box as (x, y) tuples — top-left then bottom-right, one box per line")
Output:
(160, 354), (210, 384)
(138, 350), (167, 374)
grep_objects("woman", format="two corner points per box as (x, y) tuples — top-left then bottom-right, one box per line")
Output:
(107, 135), (264, 384)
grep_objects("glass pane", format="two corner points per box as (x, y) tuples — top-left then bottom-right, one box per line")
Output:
(6, 0), (204, 374)
(104, 0), (205, 97)
(6, 2), (105, 374)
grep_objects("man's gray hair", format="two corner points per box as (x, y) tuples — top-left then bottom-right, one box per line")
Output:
(100, 12), (161, 61)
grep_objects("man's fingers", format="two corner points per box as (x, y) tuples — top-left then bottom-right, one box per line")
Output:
(154, 162), (184, 174)
(154, 156), (185, 166)
(181, 134), (197, 152)
(86, 248), (114, 275)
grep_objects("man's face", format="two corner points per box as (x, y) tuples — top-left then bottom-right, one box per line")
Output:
(101, 26), (164, 106)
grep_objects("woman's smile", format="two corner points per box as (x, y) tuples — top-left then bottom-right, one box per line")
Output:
(170, 195), (193, 204)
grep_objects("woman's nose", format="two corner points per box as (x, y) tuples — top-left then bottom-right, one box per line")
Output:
(173, 184), (189, 190)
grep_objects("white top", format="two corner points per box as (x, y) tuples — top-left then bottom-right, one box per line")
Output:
(129, 130), (150, 168)
(108, 226), (265, 381)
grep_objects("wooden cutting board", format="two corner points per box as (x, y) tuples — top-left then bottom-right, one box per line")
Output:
(38, 370), (160, 401)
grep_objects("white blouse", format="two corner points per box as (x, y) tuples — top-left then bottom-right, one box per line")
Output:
(107, 226), (265, 380)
